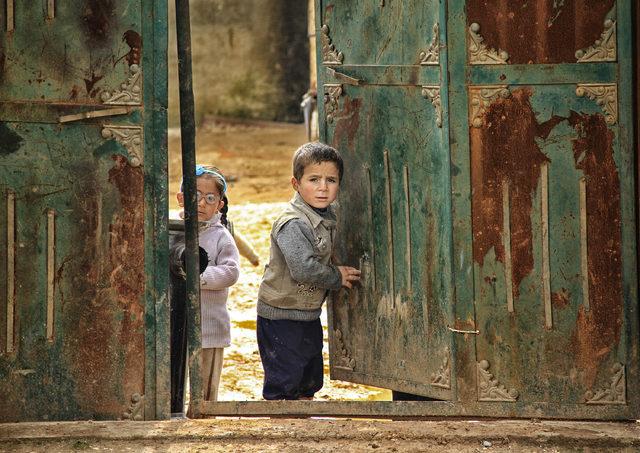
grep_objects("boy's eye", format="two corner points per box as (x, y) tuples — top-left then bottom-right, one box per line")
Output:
(327, 178), (337, 183)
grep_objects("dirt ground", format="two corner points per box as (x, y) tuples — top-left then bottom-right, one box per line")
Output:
(168, 117), (390, 402)
(3, 418), (640, 452)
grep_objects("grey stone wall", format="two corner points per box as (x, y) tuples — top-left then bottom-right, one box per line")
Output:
(168, 0), (309, 126)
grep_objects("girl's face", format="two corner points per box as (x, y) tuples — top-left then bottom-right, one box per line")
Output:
(177, 176), (225, 222)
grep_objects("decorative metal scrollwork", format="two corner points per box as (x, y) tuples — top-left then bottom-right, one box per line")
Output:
(121, 393), (144, 420)
(324, 84), (343, 123)
(585, 363), (626, 405)
(321, 24), (344, 65)
(477, 360), (518, 402)
(468, 23), (509, 65)
(101, 125), (144, 167)
(575, 83), (618, 125)
(101, 64), (142, 105)
(576, 20), (616, 63)
(430, 349), (451, 389)
(334, 329), (355, 370)
(468, 85), (510, 128)
(421, 86), (442, 128)
(419, 23), (440, 65)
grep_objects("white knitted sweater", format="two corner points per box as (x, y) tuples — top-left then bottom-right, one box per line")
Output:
(199, 213), (240, 348)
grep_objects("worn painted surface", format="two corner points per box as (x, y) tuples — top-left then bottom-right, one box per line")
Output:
(319, 0), (454, 400)
(471, 85), (627, 406)
(457, 0), (637, 418)
(318, 0), (637, 419)
(0, 1), (169, 421)
(466, 0), (616, 64)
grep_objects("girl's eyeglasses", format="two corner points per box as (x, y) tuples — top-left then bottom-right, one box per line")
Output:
(196, 191), (220, 205)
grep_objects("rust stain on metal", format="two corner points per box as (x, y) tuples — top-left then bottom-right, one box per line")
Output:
(81, 0), (116, 43)
(568, 111), (622, 387)
(64, 156), (145, 414)
(108, 155), (145, 398)
(122, 30), (142, 66)
(466, 0), (615, 64)
(65, 166), (117, 413)
(407, 66), (419, 86)
(331, 96), (361, 150)
(551, 288), (570, 309)
(69, 85), (80, 101)
(471, 88), (562, 298)
(84, 73), (104, 97)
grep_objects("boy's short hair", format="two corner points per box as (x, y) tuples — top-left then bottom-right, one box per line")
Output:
(292, 142), (344, 182)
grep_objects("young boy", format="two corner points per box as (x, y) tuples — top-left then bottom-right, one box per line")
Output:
(257, 142), (361, 400)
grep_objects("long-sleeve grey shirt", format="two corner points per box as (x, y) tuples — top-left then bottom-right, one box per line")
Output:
(257, 213), (342, 321)
(276, 218), (342, 290)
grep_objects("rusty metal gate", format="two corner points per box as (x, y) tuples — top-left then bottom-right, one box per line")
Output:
(320, 0), (638, 419)
(0, 1), (168, 421)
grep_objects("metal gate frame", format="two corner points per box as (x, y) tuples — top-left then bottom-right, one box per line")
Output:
(186, 1), (640, 421)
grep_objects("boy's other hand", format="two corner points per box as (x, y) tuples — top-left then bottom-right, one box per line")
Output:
(338, 266), (361, 289)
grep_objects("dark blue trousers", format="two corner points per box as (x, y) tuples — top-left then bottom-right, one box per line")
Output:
(257, 316), (324, 400)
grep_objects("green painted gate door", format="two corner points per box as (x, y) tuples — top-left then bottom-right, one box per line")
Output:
(317, 0), (454, 400)
(319, 0), (639, 418)
(0, 1), (168, 421)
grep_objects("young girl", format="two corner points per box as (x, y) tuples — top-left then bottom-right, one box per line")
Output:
(177, 164), (240, 401)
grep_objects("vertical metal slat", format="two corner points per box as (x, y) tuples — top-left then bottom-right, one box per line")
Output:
(365, 166), (376, 291)
(6, 191), (15, 353)
(383, 149), (395, 306)
(403, 165), (412, 292)
(502, 180), (514, 313)
(580, 177), (590, 312)
(47, 0), (55, 19)
(46, 209), (55, 342)
(541, 163), (552, 329)
(7, 0), (14, 31)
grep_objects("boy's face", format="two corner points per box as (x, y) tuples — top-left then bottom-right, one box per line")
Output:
(291, 161), (340, 209)
(177, 177), (225, 222)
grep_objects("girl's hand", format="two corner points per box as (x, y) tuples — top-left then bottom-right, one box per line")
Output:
(338, 266), (361, 288)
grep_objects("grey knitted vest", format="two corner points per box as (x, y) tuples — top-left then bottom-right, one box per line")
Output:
(258, 192), (336, 311)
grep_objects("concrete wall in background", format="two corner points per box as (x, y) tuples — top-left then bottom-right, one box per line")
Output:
(168, 0), (309, 126)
